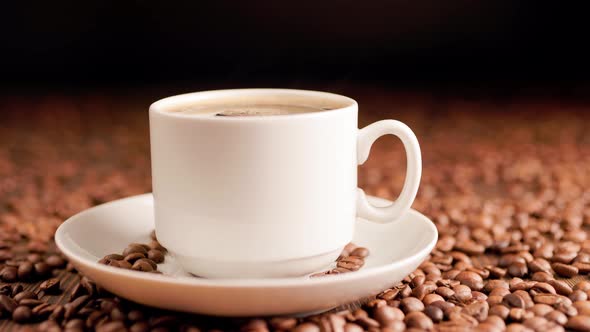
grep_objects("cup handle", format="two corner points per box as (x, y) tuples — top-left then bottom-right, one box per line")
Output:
(356, 120), (422, 223)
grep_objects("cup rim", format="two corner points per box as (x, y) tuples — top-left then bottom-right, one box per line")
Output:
(149, 88), (358, 121)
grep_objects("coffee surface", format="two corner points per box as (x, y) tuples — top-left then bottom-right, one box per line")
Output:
(167, 104), (330, 117)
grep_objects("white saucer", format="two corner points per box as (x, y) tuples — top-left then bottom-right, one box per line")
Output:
(55, 194), (437, 316)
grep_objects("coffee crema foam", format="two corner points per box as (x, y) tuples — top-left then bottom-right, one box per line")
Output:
(166, 104), (333, 117)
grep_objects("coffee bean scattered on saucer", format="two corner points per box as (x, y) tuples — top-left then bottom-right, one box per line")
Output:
(98, 236), (166, 273)
(310, 243), (370, 278)
(99, 233), (369, 278)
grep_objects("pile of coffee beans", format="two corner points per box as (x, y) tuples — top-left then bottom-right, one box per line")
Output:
(3, 93), (590, 331)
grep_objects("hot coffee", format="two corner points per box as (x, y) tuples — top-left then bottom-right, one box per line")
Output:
(167, 104), (328, 117)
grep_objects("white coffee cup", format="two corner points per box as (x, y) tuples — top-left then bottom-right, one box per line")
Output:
(149, 89), (421, 278)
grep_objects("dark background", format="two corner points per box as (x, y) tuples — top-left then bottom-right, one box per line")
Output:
(1, 1), (590, 96)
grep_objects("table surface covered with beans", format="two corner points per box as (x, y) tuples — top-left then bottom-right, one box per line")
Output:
(1, 88), (590, 331)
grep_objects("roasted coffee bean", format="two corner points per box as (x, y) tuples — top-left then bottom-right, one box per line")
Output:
(98, 258), (113, 265)
(373, 305), (404, 325)
(379, 289), (400, 301)
(489, 304), (510, 320)
(64, 295), (89, 319)
(0, 266), (17, 282)
(546, 310), (568, 325)
(78, 306), (96, 317)
(449, 311), (479, 326)
(0, 284), (11, 297)
(66, 318), (85, 329)
(111, 307), (126, 321)
(531, 303), (553, 316)
(515, 290), (534, 308)
(100, 299), (117, 312)
(123, 244), (148, 256)
(399, 284), (412, 298)
(529, 258), (552, 273)
(400, 297), (424, 313)
(132, 259), (154, 272)
(104, 254), (124, 260)
(48, 304), (64, 321)
(510, 280), (536, 291)
(148, 249), (165, 263)
(551, 263), (578, 277)
(430, 300), (455, 316)
(463, 301), (489, 321)
(139, 257), (157, 269)
(97, 321), (127, 332)
(32, 303), (54, 317)
(404, 311), (433, 330)
(523, 316), (551, 330)
(455, 241), (485, 255)
(39, 278), (61, 294)
(423, 293), (444, 305)
(350, 247), (369, 258)
(124, 252), (146, 263)
(482, 315), (506, 330)
(424, 305), (443, 323)
(269, 317), (298, 330)
(412, 283), (436, 300)
(18, 298), (43, 307)
(531, 282), (557, 295)
(12, 305), (32, 323)
(410, 275), (425, 288)
(575, 281), (590, 292)
(148, 240), (167, 252)
(26, 253), (42, 263)
(533, 272), (554, 283)
(150, 315), (179, 328)
(548, 280), (573, 296)
(46, 255), (66, 268)
(504, 293), (526, 308)
(488, 295), (504, 306)
(0, 294), (17, 313)
(337, 256), (364, 271)
(566, 315), (590, 331)
(574, 262), (590, 274)
(472, 291), (488, 301)
(509, 308), (528, 322)
(117, 259), (132, 269)
(573, 301), (590, 315)
(570, 290), (588, 302)
(34, 262), (51, 276)
(39, 320), (61, 332)
(455, 271), (484, 291)
(126, 309), (145, 322)
(14, 291), (36, 302)
(453, 284), (472, 301)
(17, 261), (34, 280)
(435, 286), (454, 299)
(85, 310), (105, 328)
(508, 262), (528, 277)
(130, 322), (150, 332)
(490, 288), (511, 299)
(534, 294), (562, 305)
(485, 280), (509, 292)
(487, 266), (507, 279)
